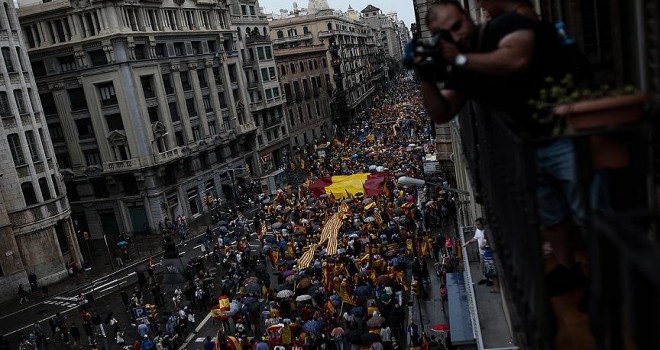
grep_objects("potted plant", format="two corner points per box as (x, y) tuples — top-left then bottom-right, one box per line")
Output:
(529, 74), (647, 169)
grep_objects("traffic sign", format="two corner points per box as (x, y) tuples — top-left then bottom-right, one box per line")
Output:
(133, 306), (148, 321)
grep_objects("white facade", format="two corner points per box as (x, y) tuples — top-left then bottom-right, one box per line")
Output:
(0, 0), (82, 301)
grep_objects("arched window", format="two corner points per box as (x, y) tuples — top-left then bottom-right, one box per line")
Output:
(300, 62), (304, 72)
(314, 60), (319, 70)
(280, 64), (286, 76)
(290, 63), (296, 74)
(277, 30), (284, 39)
(303, 26), (309, 34)
(263, 27), (268, 36)
(327, 23), (332, 31)
(253, 27), (259, 36)
(245, 27), (251, 36)
(322, 59), (327, 68)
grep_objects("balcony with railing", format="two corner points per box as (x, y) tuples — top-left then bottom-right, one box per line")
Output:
(8, 195), (69, 227)
(272, 33), (313, 46)
(246, 35), (271, 46)
(103, 159), (142, 173)
(236, 122), (257, 135)
(155, 146), (183, 165)
(455, 101), (655, 349)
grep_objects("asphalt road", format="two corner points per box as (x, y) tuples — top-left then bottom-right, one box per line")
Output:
(0, 213), (263, 349)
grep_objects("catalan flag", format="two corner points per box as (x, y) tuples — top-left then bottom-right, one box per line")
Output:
(297, 244), (316, 269)
(325, 300), (336, 314)
(339, 285), (353, 305)
(300, 159), (306, 170)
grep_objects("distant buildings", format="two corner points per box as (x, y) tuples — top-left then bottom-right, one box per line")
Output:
(0, 0), (82, 301)
(16, 0), (259, 238)
(361, 5), (403, 61)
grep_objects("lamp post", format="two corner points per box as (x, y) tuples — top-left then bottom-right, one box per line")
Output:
(226, 166), (249, 202)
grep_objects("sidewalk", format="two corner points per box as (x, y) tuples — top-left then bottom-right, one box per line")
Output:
(0, 216), (211, 318)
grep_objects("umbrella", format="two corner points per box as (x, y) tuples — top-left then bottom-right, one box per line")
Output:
(297, 278), (312, 289)
(217, 221), (228, 227)
(364, 216), (375, 223)
(349, 307), (365, 316)
(295, 294), (312, 302)
(262, 198), (271, 204)
(267, 324), (284, 333)
(366, 316), (385, 327)
(117, 241), (128, 246)
(380, 293), (392, 303)
(346, 329), (362, 344)
(276, 290), (294, 299)
(302, 320), (322, 333)
(285, 275), (296, 283)
(360, 333), (381, 344)
(319, 194), (328, 198)
(241, 296), (257, 304)
(376, 275), (392, 284)
(245, 283), (261, 295)
(243, 277), (258, 286)
(362, 198), (374, 204)
(431, 324), (450, 332)
(353, 285), (372, 297)
(272, 222), (283, 229)
(282, 270), (295, 277)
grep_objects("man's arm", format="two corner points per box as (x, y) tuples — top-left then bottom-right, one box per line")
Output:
(463, 237), (476, 247)
(421, 82), (466, 124)
(442, 30), (535, 76)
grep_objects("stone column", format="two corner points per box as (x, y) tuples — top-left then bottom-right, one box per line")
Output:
(220, 62), (238, 130)
(50, 82), (85, 168)
(188, 62), (210, 138)
(64, 217), (84, 267)
(205, 60), (222, 124)
(232, 62), (253, 125)
(171, 64), (194, 142)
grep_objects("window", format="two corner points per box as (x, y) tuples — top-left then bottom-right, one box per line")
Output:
(162, 73), (174, 94)
(273, 87), (280, 97)
(207, 40), (216, 52)
(241, 4), (247, 15)
(180, 71), (192, 90)
(148, 106), (159, 123)
(140, 76), (155, 98)
(265, 89), (273, 100)
(277, 30), (284, 38)
(209, 120), (217, 136)
(197, 69), (208, 88)
(51, 175), (60, 196)
(186, 98), (197, 117)
(84, 150), (101, 166)
(280, 65), (286, 76)
(268, 67), (276, 79)
(174, 42), (185, 56)
(265, 47), (272, 60)
(203, 95), (213, 112)
(169, 102), (180, 122)
(90, 178), (109, 198)
(135, 44), (147, 59)
(261, 68), (269, 81)
(68, 88), (88, 111)
(48, 123), (65, 142)
(39, 92), (57, 115)
(38, 178), (51, 201)
(155, 43), (167, 57)
(11, 90), (25, 115)
(8, 134), (25, 166)
(191, 41), (201, 54)
(64, 181), (79, 201)
(2, 47), (14, 72)
(89, 49), (108, 66)
(98, 83), (117, 106)
(290, 63), (296, 74)
(249, 5), (255, 15)
(303, 26), (309, 34)
(25, 130), (39, 162)
(257, 47), (265, 60)
(105, 113), (124, 131)
(22, 182), (38, 205)
(0, 92), (9, 117)
(175, 130), (185, 146)
(31, 61), (47, 77)
(192, 126), (201, 141)
(76, 118), (95, 138)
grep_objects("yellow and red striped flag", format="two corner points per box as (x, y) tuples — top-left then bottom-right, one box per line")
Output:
(325, 300), (336, 314)
(339, 285), (354, 305)
(297, 244), (316, 269)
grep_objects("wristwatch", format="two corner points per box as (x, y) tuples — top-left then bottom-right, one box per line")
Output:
(454, 54), (468, 67)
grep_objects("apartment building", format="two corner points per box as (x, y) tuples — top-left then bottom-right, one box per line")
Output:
(270, 2), (378, 125)
(17, 0), (258, 238)
(230, 0), (289, 188)
(361, 5), (403, 61)
(0, 0), (82, 301)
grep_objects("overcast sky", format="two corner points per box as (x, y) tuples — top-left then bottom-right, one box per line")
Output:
(261, 0), (416, 28)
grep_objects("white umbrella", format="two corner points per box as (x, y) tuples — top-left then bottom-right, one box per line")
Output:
(295, 294), (312, 302)
(364, 216), (376, 223)
(369, 165), (377, 171)
(376, 166), (385, 172)
(277, 290), (295, 299)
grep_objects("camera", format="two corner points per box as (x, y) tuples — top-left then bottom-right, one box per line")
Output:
(403, 30), (454, 79)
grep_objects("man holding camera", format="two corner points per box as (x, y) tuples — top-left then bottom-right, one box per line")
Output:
(414, 0), (589, 297)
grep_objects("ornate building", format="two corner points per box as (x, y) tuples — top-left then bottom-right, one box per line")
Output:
(0, 0), (82, 301)
(17, 0), (258, 238)
(269, 1), (381, 126)
(230, 0), (289, 193)
(361, 5), (404, 61)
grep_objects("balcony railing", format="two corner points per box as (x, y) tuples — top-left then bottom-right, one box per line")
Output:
(457, 101), (654, 349)
(246, 35), (271, 45)
(273, 33), (313, 45)
(236, 122), (257, 134)
(155, 147), (182, 165)
(103, 159), (141, 173)
(8, 196), (69, 227)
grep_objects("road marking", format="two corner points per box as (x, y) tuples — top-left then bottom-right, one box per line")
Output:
(180, 312), (212, 348)
(194, 244), (202, 249)
(54, 296), (77, 302)
(179, 252), (186, 255)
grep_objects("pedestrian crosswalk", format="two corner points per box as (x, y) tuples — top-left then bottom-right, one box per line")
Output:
(43, 296), (78, 309)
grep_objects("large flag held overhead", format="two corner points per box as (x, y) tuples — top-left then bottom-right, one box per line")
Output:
(309, 172), (388, 199)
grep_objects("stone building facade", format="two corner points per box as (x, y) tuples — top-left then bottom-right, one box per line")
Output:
(0, 0), (82, 301)
(270, 3), (379, 126)
(230, 0), (289, 191)
(17, 0), (258, 239)
(361, 5), (403, 61)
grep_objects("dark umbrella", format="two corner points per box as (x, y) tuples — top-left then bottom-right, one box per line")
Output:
(302, 320), (322, 333)
(366, 316), (385, 328)
(353, 285), (372, 297)
(241, 296), (257, 304)
(349, 307), (365, 316)
(360, 333), (381, 344)
(243, 277), (258, 286)
(272, 222), (283, 229)
(245, 283), (261, 295)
